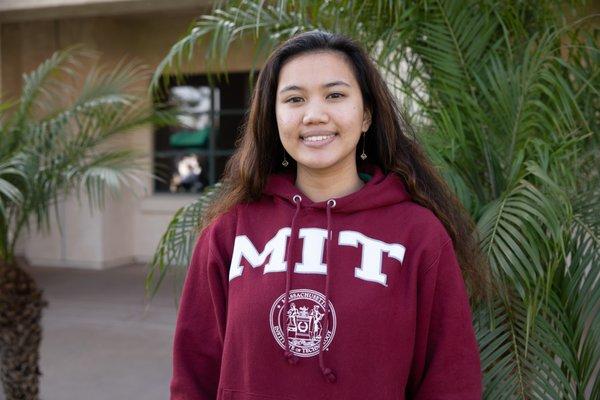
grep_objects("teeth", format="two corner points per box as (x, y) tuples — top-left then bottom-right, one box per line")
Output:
(303, 134), (335, 142)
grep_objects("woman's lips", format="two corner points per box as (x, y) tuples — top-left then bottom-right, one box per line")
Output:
(300, 133), (337, 148)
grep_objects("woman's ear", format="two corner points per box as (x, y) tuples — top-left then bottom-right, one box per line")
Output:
(362, 108), (372, 132)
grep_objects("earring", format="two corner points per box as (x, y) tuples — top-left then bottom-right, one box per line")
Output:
(282, 151), (289, 167)
(360, 132), (367, 160)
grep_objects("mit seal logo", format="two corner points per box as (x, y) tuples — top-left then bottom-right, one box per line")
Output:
(269, 289), (336, 358)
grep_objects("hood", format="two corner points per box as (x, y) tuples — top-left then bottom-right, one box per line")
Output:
(263, 162), (411, 213)
(261, 162), (412, 383)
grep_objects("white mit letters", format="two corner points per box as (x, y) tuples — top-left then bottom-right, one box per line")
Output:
(228, 227), (406, 286)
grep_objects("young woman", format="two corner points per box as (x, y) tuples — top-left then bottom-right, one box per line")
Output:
(170, 30), (487, 400)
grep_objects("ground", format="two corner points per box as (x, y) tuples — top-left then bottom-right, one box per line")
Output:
(0, 263), (177, 400)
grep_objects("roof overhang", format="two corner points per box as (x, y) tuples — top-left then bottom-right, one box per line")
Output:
(0, 0), (212, 23)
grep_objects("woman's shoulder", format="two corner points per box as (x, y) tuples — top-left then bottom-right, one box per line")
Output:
(193, 204), (239, 261)
(394, 200), (451, 241)
(202, 195), (273, 238)
(202, 203), (239, 236)
(386, 201), (454, 272)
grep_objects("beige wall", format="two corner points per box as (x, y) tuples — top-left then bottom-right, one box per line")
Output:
(5, 7), (264, 268)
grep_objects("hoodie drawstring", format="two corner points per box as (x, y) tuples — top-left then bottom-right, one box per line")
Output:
(282, 194), (302, 365)
(281, 194), (337, 383)
(319, 199), (337, 383)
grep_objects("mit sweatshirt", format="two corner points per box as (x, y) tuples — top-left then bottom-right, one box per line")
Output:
(170, 162), (483, 400)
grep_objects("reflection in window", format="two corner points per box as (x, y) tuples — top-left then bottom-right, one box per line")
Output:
(169, 153), (208, 193)
(153, 72), (258, 194)
(167, 86), (217, 193)
(169, 86), (215, 150)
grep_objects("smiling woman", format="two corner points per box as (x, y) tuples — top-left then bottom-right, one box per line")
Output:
(276, 52), (372, 202)
(170, 30), (487, 400)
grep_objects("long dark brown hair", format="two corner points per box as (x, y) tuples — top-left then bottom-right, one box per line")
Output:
(202, 30), (489, 303)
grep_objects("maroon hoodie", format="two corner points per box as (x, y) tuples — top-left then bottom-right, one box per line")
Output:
(170, 163), (483, 400)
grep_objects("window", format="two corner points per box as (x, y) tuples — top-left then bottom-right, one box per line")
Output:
(153, 72), (258, 194)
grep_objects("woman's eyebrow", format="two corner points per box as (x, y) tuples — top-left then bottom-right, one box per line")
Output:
(278, 80), (351, 94)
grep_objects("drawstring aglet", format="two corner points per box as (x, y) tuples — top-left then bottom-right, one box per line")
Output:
(284, 350), (299, 364)
(321, 367), (337, 383)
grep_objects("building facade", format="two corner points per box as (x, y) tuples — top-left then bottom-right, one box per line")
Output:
(1, 0), (261, 268)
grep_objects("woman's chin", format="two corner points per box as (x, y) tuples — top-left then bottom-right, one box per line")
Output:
(295, 157), (342, 172)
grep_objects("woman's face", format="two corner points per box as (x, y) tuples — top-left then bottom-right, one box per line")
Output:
(275, 51), (371, 173)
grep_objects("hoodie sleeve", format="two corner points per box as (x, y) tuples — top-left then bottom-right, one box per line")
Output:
(406, 239), (483, 400)
(170, 222), (229, 400)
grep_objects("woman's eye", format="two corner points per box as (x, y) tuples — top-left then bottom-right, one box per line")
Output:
(284, 93), (344, 103)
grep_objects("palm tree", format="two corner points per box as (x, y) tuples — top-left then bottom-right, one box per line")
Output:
(0, 47), (163, 400)
(147, 1), (599, 398)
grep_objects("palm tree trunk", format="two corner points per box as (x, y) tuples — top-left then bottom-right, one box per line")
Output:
(0, 261), (47, 400)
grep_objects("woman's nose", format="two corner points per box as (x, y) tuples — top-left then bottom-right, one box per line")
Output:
(302, 102), (329, 125)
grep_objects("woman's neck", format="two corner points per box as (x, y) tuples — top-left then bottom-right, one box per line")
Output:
(294, 162), (364, 203)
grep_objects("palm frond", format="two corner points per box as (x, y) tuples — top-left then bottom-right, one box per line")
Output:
(0, 156), (25, 211)
(558, 184), (600, 397)
(476, 294), (575, 400)
(145, 183), (223, 303)
(414, 0), (501, 105)
(67, 149), (149, 210)
(478, 160), (566, 300)
(16, 47), (80, 119)
(475, 32), (581, 164)
(150, 0), (422, 93)
(150, 1), (289, 93)
(1, 49), (162, 263)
